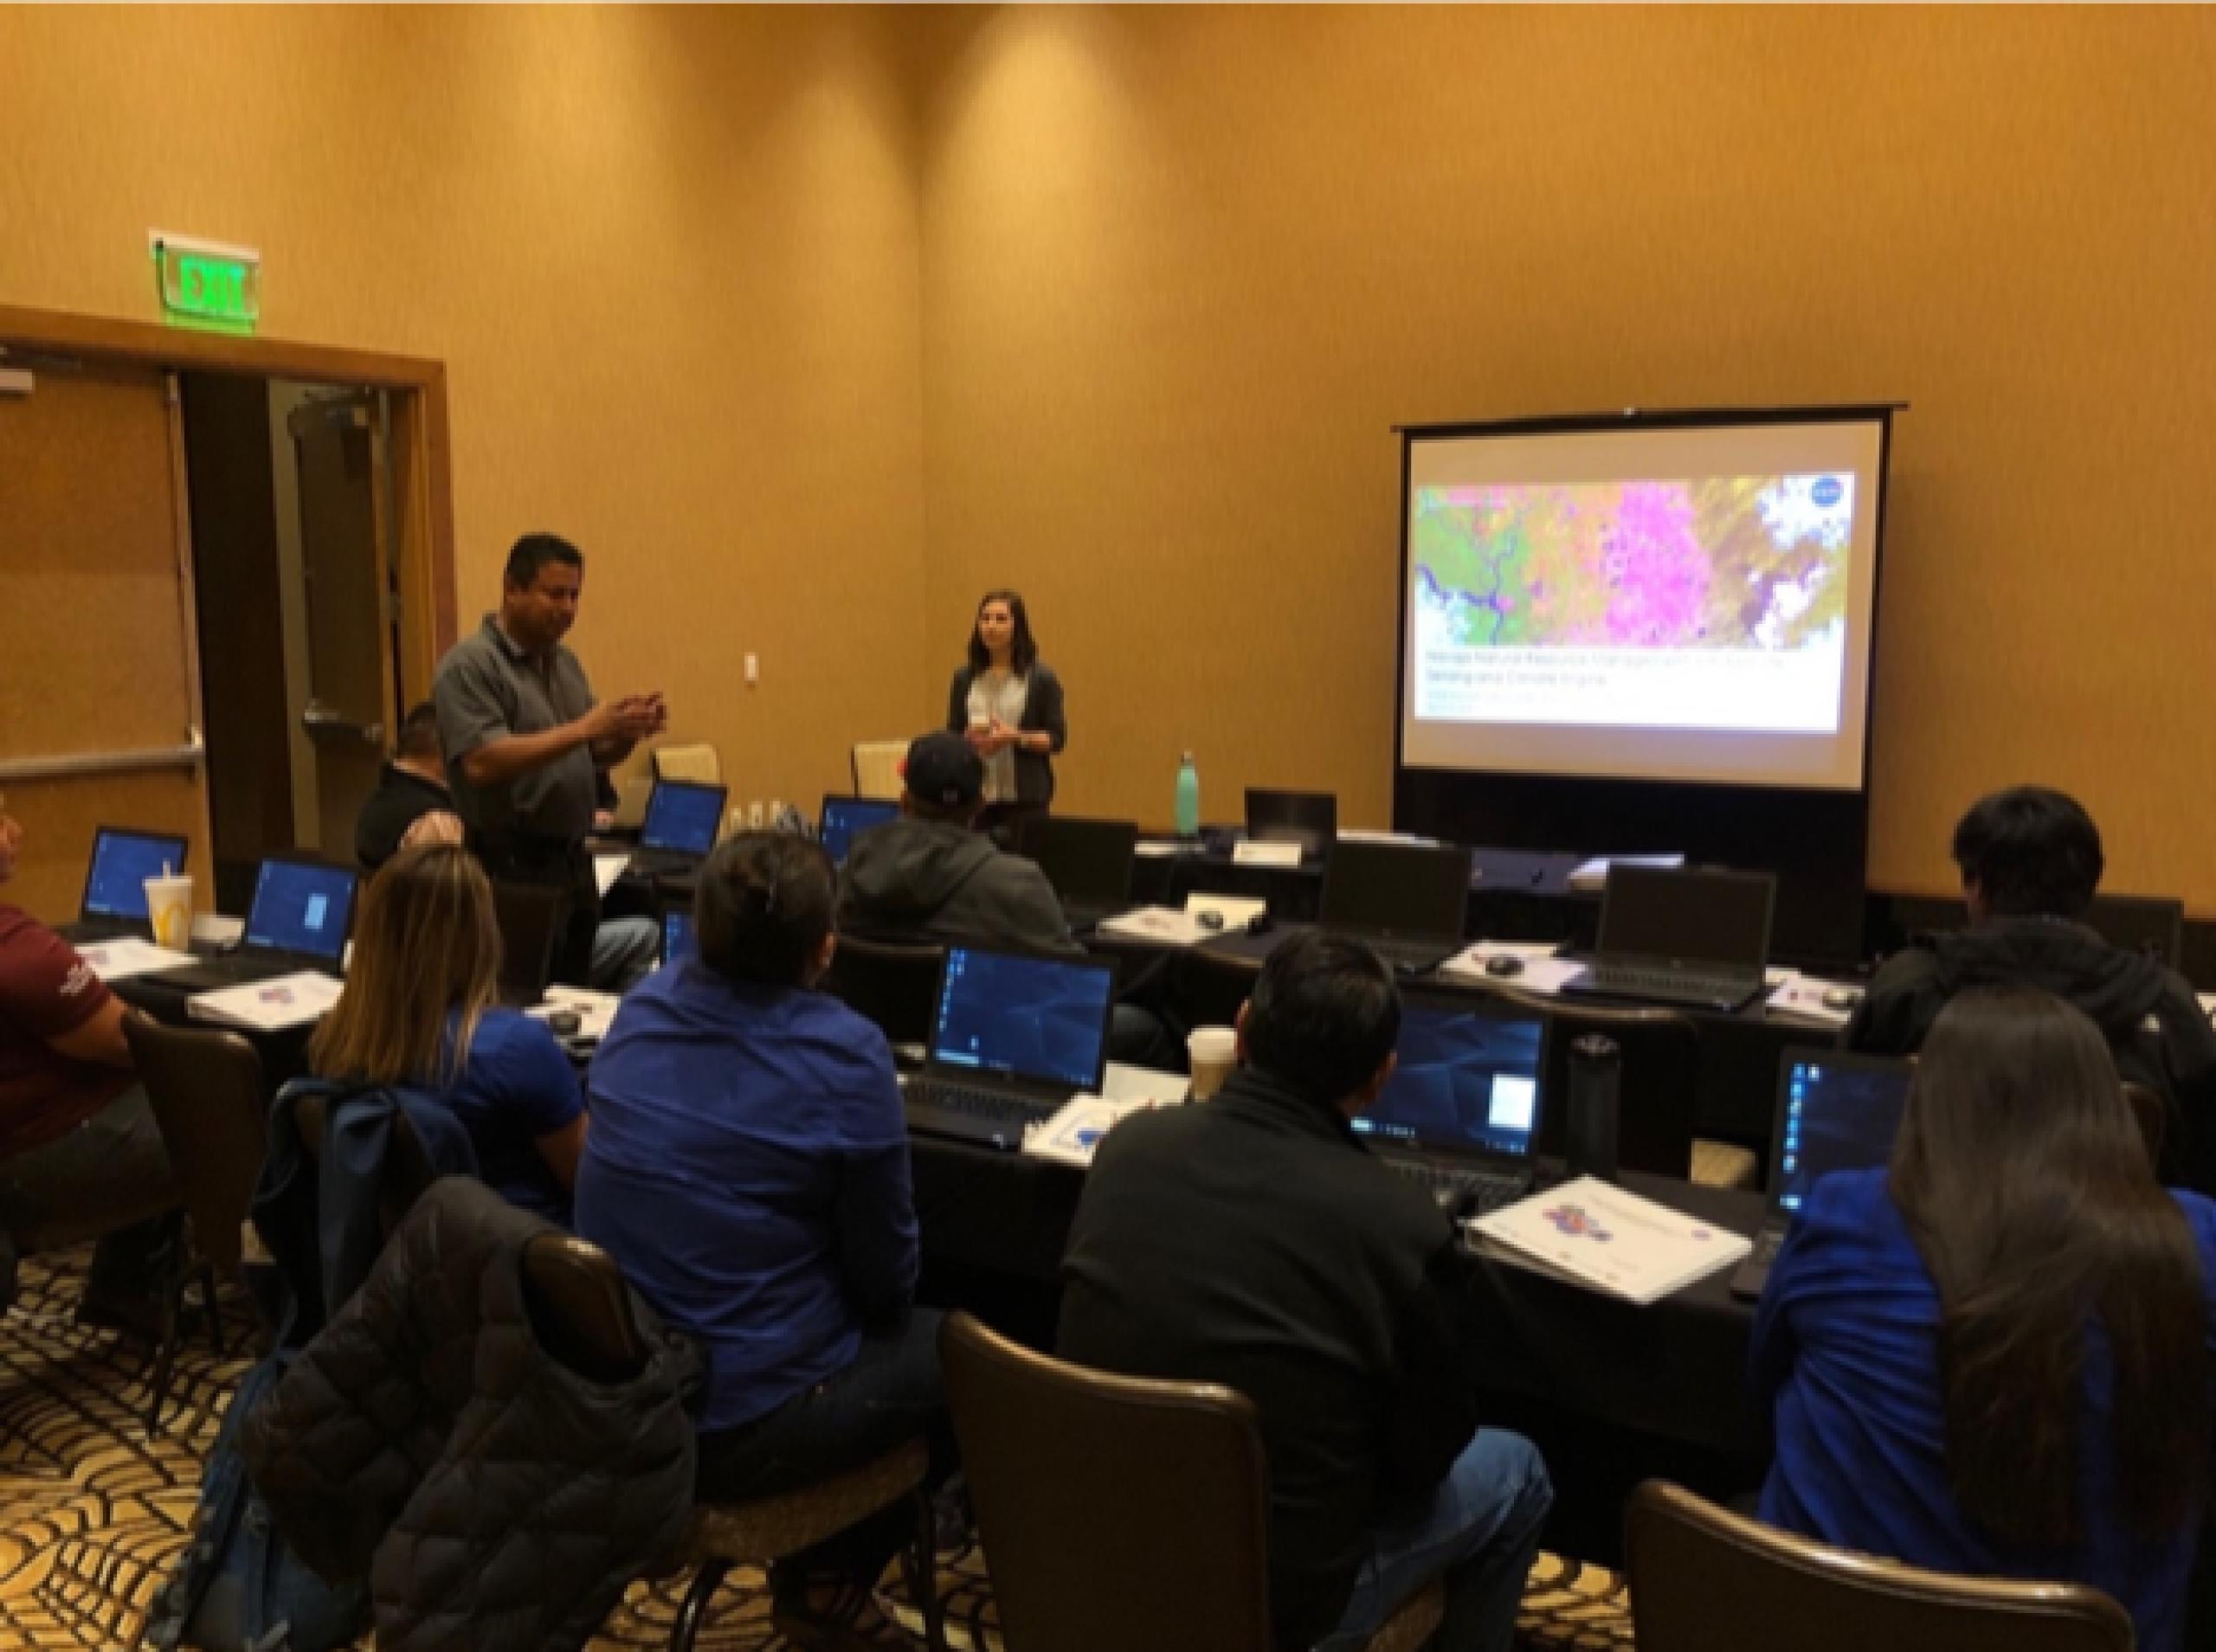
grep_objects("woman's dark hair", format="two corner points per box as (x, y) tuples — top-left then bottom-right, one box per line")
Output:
(694, 832), (836, 988)
(1891, 986), (2208, 1548)
(967, 588), (1039, 675)
(1951, 785), (2103, 919)
(1244, 930), (1401, 1107)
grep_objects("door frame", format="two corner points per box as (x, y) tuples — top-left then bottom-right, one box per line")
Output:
(0, 303), (459, 695)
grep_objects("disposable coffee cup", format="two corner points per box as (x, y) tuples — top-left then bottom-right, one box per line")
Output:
(144, 872), (194, 951)
(1187, 1025), (1237, 1101)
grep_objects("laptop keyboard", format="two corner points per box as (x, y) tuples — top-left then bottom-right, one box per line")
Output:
(1365, 940), (1453, 975)
(1580, 962), (1757, 1005)
(629, 850), (702, 880)
(1390, 1160), (1530, 1217)
(905, 1081), (1049, 1128)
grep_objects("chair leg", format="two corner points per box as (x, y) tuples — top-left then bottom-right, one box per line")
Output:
(668, 1558), (731, 1652)
(201, 1263), (225, 1360)
(144, 1270), (188, 1436)
(905, 1487), (948, 1652)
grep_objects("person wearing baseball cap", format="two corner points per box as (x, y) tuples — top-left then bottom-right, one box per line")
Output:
(835, 731), (1073, 953)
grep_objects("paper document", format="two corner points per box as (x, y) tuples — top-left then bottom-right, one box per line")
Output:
(527, 986), (623, 1043)
(187, 972), (345, 1033)
(1232, 840), (1303, 869)
(1102, 1061), (1190, 1106)
(1097, 905), (1224, 948)
(1185, 893), (1266, 929)
(1767, 972), (1862, 1027)
(1337, 829), (1438, 846)
(192, 913), (245, 948)
(1134, 839), (1194, 859)
(1470, 1176), (1751, 1305)
(595, 853), (631, 897)
(1438, 942), (1583, 996)
(1023, 1093), (1177, 1167)
(1567, 853), (1685, 893)
(77, 938), (196, 982)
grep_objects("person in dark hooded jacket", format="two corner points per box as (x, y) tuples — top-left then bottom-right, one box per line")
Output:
(838, 730), (1076, 953)
(837, 731), (1177, 1067)
(1845, 786), (2216, 1190)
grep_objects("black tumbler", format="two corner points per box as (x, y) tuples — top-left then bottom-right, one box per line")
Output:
(1566, 1032), (1622, 1183)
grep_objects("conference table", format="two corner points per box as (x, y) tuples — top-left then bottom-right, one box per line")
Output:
(110, 935), (1774, 1561)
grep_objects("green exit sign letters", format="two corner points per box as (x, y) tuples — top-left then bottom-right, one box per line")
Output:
(151, 233), (261, 331)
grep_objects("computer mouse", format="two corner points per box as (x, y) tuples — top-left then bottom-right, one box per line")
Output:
(1484, 955), (1525, 979)
(1195, 910), (1226, 932)
(1246, 911), (1275, 935)
(546, 1009), (583, 1038)
(1821, 987), (1863, 1012)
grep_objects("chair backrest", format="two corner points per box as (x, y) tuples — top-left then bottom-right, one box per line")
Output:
(652, 742), (722, 786)
(519, 1232), (648, 1385)
(1625, 1480), (2135, 1652)
(822, 935), (945, 1046)
(1505, 993), (1701, 1178)
(940, 1312), (1275, 1652)
(851, 741), (909, 802)
(125, 1018), (267, 1270)
(491, 879), (568, 1006)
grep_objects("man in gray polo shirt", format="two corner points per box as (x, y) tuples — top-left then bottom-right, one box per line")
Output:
(433, 532), (666, 988)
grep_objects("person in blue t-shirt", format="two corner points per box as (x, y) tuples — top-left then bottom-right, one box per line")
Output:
(577, 832), (937, 1648)
(1755, 985), (2216, 1652)
(307, 844), (586, 1225)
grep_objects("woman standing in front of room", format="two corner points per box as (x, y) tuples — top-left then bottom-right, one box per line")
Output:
(947, 588), (1066, 847)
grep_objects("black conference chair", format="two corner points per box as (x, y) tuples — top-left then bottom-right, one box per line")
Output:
(1498, 991), (1702, 1180)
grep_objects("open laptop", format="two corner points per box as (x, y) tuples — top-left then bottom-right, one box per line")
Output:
(161, 858), (358, 991)
(1730, 1048), (1915, 1299)
(820, 794), (899, 867)
(58, 826), (190, 942)
(2084, 893), (2186, 970)
(902, 943), (1118, 1150)
(661, 905), (694, 964)
(1245, 788), (1337, 859)
(1562, 865), (1777, 1012)
(1018, 814), (1138, 931)
(629, 779), (728, 879)
(1354, 994), (1549, 1216)
(1319, 841), (1472, 976)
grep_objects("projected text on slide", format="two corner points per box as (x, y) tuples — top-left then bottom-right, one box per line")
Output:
(1411, 474), (1855, 734)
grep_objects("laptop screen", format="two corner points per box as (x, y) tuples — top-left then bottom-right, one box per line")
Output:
(1600, 865), (1774, 970)
(663, 909), (694, 962)
(1024, 817), (1137, 907)
(244, 860), (357, 964)
(1246, 788), (1337, 853)
(641, 781), (726, 854)
(1322, 842), (1472, 940)
(81, 828), (189, 922)
(1352, 1001), (1546, 1160)
(928, 946), (1115, 1093)
(1771, 1051), (1913, 1217)
(821, 796), (899, 865)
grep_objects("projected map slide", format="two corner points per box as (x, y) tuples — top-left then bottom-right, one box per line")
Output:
(1412, 473), (1856, 735)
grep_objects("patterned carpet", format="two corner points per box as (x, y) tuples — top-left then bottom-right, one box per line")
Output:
(0, 1245), (1634, 1650)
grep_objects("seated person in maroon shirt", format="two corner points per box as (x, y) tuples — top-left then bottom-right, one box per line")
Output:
(0, 806), (179, 1332)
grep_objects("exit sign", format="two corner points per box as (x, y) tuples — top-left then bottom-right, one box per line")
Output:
(151, 233), (261, 331)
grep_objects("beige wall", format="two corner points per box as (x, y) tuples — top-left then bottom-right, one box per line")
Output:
(0, 4), (928, 832)
(10, 7), (2216, 910)
(915, 6), (2216, 905)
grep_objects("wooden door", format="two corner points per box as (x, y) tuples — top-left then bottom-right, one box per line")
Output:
(289, 391), (396, 853)
(0, 362), (208, 922)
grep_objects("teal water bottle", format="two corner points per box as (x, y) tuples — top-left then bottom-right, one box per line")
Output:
(1175, 751), (1201, 839)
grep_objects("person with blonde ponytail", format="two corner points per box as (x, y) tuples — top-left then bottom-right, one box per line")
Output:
(308, 844), (587, 1225)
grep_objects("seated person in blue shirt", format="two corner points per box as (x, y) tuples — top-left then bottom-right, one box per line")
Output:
(306, 844), (586, 1225)
(1755, 985), (2216, 1652)
(577, 832), (938, 1649)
